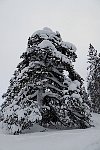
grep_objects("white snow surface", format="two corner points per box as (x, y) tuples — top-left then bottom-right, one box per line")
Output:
(68, 80), (80, 91)
(0, 113), (100, 150)
(38, 40), (56, 49)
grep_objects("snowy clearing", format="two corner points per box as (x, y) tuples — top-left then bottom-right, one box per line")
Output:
(0, 113), (100, 150)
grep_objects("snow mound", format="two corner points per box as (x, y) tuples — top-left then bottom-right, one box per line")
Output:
(31, 27), (55, 39)
(38, 40), (56, 49)
(31, 27), (76, 53)
(43, 27), (53, 32)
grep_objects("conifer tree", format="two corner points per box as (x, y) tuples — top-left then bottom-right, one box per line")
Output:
(57, 73), (91, 129)
(1, 28), (91, 134)
(87, 44), (100, 113)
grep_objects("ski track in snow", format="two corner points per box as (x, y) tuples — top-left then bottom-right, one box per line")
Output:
(0, 113), (100, 150)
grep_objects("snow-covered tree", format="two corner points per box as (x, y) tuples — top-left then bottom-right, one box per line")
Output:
(87, 44), (100, 113)
(1, 28), (91, 134)
(56, 73), (91, 129)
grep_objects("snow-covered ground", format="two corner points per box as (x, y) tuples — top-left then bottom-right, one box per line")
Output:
(0, 113), (100, 150)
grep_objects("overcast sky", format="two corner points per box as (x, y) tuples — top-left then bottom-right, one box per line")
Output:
(0, 0), (100, 104)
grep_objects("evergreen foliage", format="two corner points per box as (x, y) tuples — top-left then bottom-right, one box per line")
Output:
(1, 28), (91, 134)
(87, 44), (100, 113)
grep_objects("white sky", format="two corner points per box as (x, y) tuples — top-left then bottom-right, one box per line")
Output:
(0, 0), (100, 104)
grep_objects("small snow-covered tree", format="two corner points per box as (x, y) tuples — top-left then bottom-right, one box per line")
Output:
(87, 44), (100, 113)
(56, 73), (91, 129)
(1, 28), (91, 134)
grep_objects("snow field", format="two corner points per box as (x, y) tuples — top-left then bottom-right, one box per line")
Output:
(0, 113), (100, 150)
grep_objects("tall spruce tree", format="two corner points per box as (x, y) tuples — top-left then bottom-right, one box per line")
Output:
(1, 28), (91, 134)
(87, 44), (100, 113)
